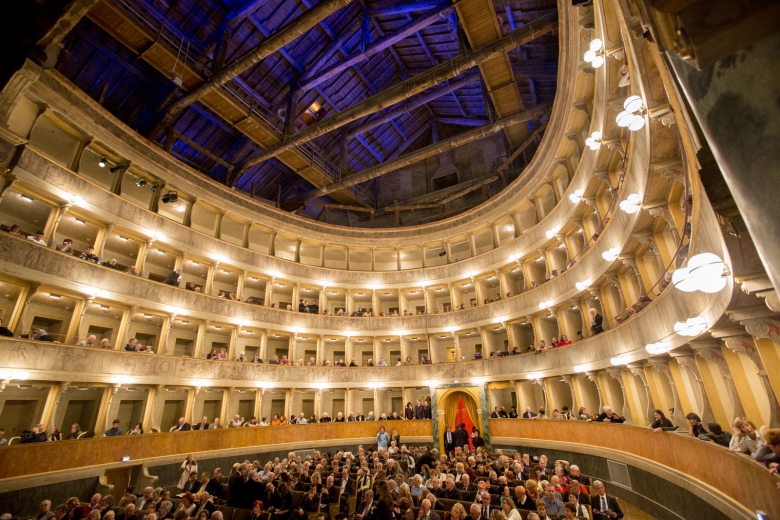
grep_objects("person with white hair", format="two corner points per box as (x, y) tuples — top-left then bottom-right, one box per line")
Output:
(589, 308), (604, 335)
(596, 406), (625, 423)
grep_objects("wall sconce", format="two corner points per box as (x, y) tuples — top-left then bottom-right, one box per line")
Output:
(645, 342), (671, 355)
(672, 253), (729, 293)
(673, 316), (708, 337)
(569, 189), (584, 203)
(610, 354), (631, 366)
(619, 193), (642, 214)
(616, 95), (646, 131)
(602, 247), (620, 261)
(585, 131), (602, 150)
(583, 39), (605, 68)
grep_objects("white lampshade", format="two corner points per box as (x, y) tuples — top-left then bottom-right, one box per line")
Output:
(674, 316), (708, 336)
(645, 342), (669, 355)
(619, 193), (642, 214)
(602, 248), (620, 261)
(671, 267), (698, 292)
(575, 281), (588, 291)
(591, 56), (604, 68)
(699, 276), (727, 293)
(569, 189), (584, 203)
(628, 116), (646, 131)
(616, 111), (635, 128)
(623, 95), (643, 113)
(584, 50), (595, 63)
(590, 131), (602, 140)
(585, 138), (599, 150)
(687, 252), (725, 280)
(610, 354), (631, 366)
(590, 38), (604, 51)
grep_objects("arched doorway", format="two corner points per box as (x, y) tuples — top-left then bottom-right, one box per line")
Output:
(437, 388), (480, 454)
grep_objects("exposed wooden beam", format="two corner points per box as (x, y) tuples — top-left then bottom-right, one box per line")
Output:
(496, 120), (547, 172)
(439, 175), (498, 204)
(158, 0), (355, 125)
(436, 117), (490, 127)
(313, 201), (375, 213)
(237, 11), (556, 173)
(345, 73), (479, 140)
(297, 3), (454, 94)
(282, 104), (549, 208)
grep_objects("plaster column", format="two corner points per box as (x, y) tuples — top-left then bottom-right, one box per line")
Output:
(66, 296), (93, 344)
(371, 290), (379, 316)
(0, 173), (18, 205)
(40, 382), (70, 435)
(696, 346), (745, 423)
(452, 332), (461, 361)
(192, 320), (210, 359)
(318, 286), (326, 314)
(472, 277), (482, 306)
(292, 283), (299, 312)
(494, 270), (505, 299)
(606, 368), (632, 424)
(229, 326), (242, 361)
(372, 338), (380, 365)
(47, 202), (72, 247)
(259, 329), (268, 360)
(113, 305), (134, 343)
(628, 364), (655, 424)
(236, 270), (247, 301)
(561, 375), (578, 413)
(221, 388), (234, 425)
(95, 385), (116, 435)
(723, 335), (780, 427)
(137, 238), (155, 276)
(649, 358), (687, 430)
(265, 277), (274, 308)
(0, 59), (42, 131)
(315, 335), (323, 365)
(345, 335), (352, 366)
(606, 275), (626, 313)
(187, 387), (200, 424)
(671, 353), (714, 426)
(95, 223), (114, 259)
(183, 196), (196, 228)
(149, 181), (166, 213)
(284, 389), (292, 420)
(314, 388), (322, 418)
(159, 312), (174, 355)
(142, 385), (163, 431)
(289, 332), (297, 364)
(205, 261), (218, 295)
(586, 372), (603, 412)
(254, 388), (265, 423)
(214, 210), (225, 238)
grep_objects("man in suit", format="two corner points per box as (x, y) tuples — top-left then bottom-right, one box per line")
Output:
(456, 423), (469, 450)
(476, 492), (493, 520)
(590, 481), (623, 519)
(418, 499), (441, 520)
(353, 490), (375, 520)
(205, 468), (223, 498)
(193, 417), (210, 430)
(423, 401), (432, 419)
(338, 468), (355, 513)
(414, 399), (425, 420)
(174, 417), (191, 431)
(443, 426), (456, 453)
(348, 412), (357, 422)
(227, 464), (247, 507)
(116, 504), (136, 520)
(192, 493), (215, 518)
(508, 407), (518, 418)
(490, 407), (503, 419)
(244, 470), (266, 509)
(522, 407), (537, 419)
(458, 474), (476, 493)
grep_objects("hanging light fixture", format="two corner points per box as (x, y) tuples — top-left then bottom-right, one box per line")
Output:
(610, 354), (631, 365)
(616, 95), (646, 131)
(672, 253), (729, 293)
(575, 281), (588, 291)
(645, 342), (670, 355)
(569, 189), (584, 203)
(602, 247), (621, 261)
(98, 156), (107, 168)
(674, 316), (708, 337)
(619, 193), (642, 214)
(583, 39), (605, 68)
(585, 131), (602, 150)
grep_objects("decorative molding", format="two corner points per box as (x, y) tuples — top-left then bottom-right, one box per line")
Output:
(650, 159), (684, 185)
(742, 318), (780, 343)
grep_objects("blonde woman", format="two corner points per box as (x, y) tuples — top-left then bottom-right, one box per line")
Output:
(501, 499), (521, 520)
(450, 503), (467, 520)
(489, 509), (506, 520)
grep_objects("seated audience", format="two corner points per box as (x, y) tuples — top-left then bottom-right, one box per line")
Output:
(55, 239), (73, 254)
(79, 246), (100, 263)
(595, 406), (624, 423)
(729, 417), (764, 457)
(28, 231), (47, 246)
(649, 409), (674, 432)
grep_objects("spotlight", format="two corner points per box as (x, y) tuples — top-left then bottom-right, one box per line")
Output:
(148, 184), (159, 192)
(98, 156), (107, 168)
(161, 191), (179, 204)
(136, 179), (147, 188)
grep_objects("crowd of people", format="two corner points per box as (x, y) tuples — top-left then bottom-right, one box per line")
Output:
(4, 439), (632, 520)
